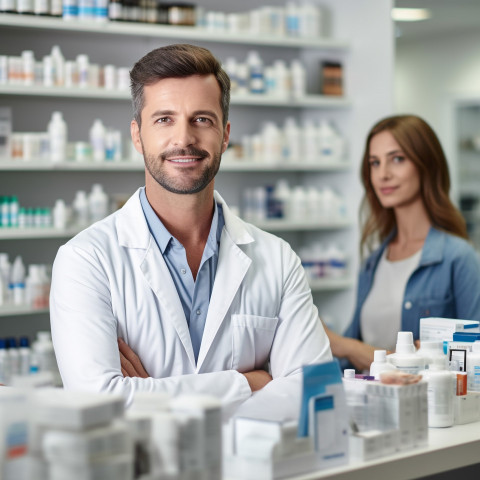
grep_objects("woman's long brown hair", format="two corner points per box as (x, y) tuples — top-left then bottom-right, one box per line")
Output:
(360, 115), (467, 254)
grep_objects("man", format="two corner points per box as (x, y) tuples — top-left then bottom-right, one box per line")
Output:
(50, 44), (331, 419)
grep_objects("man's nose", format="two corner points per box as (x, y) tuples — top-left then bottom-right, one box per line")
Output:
(172, 121), (196, 147)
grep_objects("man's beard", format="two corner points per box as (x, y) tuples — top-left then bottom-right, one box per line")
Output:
(143, 145), (221, 195)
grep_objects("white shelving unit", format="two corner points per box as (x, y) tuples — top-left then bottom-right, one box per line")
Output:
(0, 159), (350, 172)
(0, 1), (395, 338)
(0, 84), (352, 108)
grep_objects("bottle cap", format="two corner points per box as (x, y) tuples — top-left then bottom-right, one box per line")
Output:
(396, 331), (415, 354)
(343, 368), (355, 378)
(374, 349), (387, 362)
(19, 336), (30, 347)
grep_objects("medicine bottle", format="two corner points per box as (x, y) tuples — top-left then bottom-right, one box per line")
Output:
(48, 111), (67, 163)
(417, 340), (446, 369)
(369, 349), (396, 380)
(467, 341), (480, 392)
(387, 331), (425, 374)
(421, 358), (456, 428)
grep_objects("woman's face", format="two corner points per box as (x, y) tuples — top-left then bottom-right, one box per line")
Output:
(368, 130), (421, 210)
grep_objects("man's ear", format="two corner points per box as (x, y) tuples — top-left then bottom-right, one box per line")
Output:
(130, 119), (143, 155)
(221, 121), (231, 154)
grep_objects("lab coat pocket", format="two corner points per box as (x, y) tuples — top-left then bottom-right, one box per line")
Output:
(231, 314), (278, 373)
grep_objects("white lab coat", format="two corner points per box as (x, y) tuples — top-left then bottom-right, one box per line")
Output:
(50, 188), (332, 419)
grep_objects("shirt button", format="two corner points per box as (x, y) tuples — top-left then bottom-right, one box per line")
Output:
(181, 268), (186, 275)
(196, 309), (201, 315)
(404, 301), (412, 310)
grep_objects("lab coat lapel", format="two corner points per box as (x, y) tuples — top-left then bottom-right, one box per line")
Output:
(140, 239), (196, 368)
(196, 228), (252, 370)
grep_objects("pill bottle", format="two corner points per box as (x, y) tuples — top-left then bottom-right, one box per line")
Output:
(369, 349), (396, 380)
(421, 358), (456, 428)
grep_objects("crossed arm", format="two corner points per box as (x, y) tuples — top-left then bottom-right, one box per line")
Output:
(118, 338), (272, 392)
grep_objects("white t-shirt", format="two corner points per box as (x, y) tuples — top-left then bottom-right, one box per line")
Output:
(360, 248), (422, 351)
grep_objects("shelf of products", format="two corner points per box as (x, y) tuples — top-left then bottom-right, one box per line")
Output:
(0, 85), (352, 108)
(0, 276), (352, 318)
(0, 13), (349, 49)
(253, 218), (352, 232)
(0, 6), (357, 331)
(0, 305), (49, 317)
(0, 159), (350, 172)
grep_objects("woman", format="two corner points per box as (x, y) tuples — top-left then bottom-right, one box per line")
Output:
(327, 114), (480, 371)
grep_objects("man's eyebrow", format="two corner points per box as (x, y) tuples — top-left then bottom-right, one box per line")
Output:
(149, 110), (176, 118)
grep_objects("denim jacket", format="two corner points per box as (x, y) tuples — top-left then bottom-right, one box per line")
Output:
(344, 227), (480, 343)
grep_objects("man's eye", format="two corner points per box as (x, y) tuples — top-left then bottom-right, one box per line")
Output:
(156, 117), (170, 123)
(195, 117), (211, 124)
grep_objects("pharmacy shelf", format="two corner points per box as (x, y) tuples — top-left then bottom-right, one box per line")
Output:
(0, 85), (351, 108)
(0, 159), (144, 171)
(253, 218), (351, 232)
(0, 13), (349, 50)
(0, 305), (49, 317)
(308, 276), (354, 292)
(0, 159), (350, 172)
(0, 277), (352, 319)
(0, 227), (82, 240)
(221, 161), (350, 172)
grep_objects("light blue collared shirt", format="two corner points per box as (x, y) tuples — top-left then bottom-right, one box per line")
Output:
(139, 188), (224, 363)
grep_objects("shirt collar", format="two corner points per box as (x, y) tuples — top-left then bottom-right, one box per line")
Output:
(139, 187), (222, 255)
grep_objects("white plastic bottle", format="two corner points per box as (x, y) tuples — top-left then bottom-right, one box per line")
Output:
(0, 338), (11, 385)
(50, 45), (65, 87)
(467, 341), (480, 392)
(9, 255), (26, 306)
(273, 179), (291, 220)
(290, 59), (306, 98)
(88, 184), (109, 223)
(19, 336), (31, 376)
(32, 331), (61, 385)
(369, 349), (396, 380)
(290, 185), (307, 219)
(7, 337), (20, 377)
(89, 118), (106, 162)
(48, 111), (67, 163)
(52, 198), (68, 230)
(246, 51), (264, 94)
(317, 120), (337, 163)
(26, 264), (44, 308)
(283, 117), (301, 163)
(303, 119), (318, 160)
(421, 358), (456, 428)
(262, 121), (281, 163)
(417, 340), (447, 370)
(0, 253), (10, 306)
(387, 331), (425, 374)
(21, 50), (35, 86)
(73, 190), (89, 227)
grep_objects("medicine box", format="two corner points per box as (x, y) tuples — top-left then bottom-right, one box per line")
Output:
(42, 421), (132, 464)
(349, 429), (399, 461)
(420, 317), (480, 343)
(32, 389), (125, 430)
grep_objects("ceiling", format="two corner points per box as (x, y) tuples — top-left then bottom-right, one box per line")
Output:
(395, 0), (480, 40)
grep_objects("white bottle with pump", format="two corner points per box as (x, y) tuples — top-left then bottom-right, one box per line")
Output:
(48, 111), (67, 163)
(387, 331), (425, 374)
(421, 357), (456, 428)
(467, 341), (480, 392)
(369, 349), (396, 380)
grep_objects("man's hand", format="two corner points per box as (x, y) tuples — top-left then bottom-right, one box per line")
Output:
(118, 338), (149, 378)
(243, 370), (273, 392)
